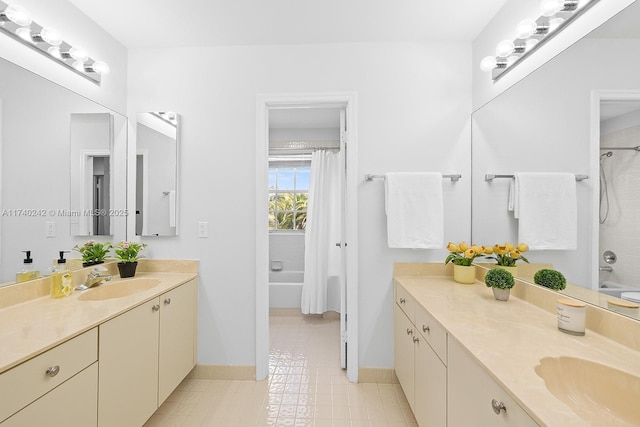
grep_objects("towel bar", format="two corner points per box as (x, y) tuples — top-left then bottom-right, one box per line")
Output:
(484, 174), (589, 182)
(365, 174), (462, 182)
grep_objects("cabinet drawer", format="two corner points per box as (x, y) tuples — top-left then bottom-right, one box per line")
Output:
(415, 303), (447, 365)
(395, 284), (415, 322)
(0, 328), (98, 422)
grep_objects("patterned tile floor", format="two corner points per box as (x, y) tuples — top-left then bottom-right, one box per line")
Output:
(144, 311), (417, 426)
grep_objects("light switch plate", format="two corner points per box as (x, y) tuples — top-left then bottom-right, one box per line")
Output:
(46, 221), (55, 237)
(198, 222), (208, 238)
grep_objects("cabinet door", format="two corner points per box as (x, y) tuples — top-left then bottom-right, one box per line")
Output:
(158, 279), (197, 404)
(448, 337), (539, 427)
(414, 338), (446, 427)
(2, 363), (98, 427)
(394, 304), (415, 409)
(99, 298), (160, 427)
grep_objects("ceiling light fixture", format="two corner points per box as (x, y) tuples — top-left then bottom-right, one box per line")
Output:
(0, 0), (109, 84)
(480, 0), (599, 81)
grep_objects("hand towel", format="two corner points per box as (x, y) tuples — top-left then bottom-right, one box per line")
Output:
(384, 172), (443, 249)
(514, 173), (577, 250)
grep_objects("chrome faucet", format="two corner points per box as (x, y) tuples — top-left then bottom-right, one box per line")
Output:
(75, 266), (112, 291)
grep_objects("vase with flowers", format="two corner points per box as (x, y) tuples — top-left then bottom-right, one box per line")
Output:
(445, 242), (488, 284)
(485, 242), (529, 277)
(74, 240), (112, 267)
(114, 241), (147, 278)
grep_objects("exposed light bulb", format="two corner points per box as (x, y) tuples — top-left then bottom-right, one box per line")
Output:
(90, 60), (110, 75)
(71, 60), (85, 72)
(38, 27), (62, 46)
(496, 40), (515, 57)
(525, 38), (540, 51)
(1, 4), (32, 26)
(516, 19), (538, 39)
(549, 17), (565, 32)
(47, 46), (62, 59)
(15, 26), (32, 42)
(480, 56), (497, 72)
(69, 46), (88, 62)
(540, 0), (563, 17)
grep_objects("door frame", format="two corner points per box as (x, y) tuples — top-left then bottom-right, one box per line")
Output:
(255, 92), (359, 382)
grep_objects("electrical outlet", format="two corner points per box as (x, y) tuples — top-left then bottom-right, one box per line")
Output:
(46, 222), (55, 237)
(198, 221), (209, 238)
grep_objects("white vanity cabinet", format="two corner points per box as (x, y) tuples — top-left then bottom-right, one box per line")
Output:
(0, 328), (98, 426)
(98, 278), (197, 427)
(447, 337), (539, 427)
(394, 286), (447, 427)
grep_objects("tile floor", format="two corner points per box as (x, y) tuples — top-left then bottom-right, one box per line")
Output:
(144, 311), (417, 426)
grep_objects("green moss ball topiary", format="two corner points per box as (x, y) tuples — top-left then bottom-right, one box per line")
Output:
(533, 269), (566, 291)
(484, 268), (515, 290)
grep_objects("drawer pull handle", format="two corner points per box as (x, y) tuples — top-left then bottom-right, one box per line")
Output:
(164, 298), (172, 305)
(399, 298), (406, 304)
(413, 336), (419, 343)
(491, 399), (507, 415)
(152, 304), (160, 312)
(406, 328), (413, 336)
(46, 365), (60, 377)
(422, 325), (430, 333)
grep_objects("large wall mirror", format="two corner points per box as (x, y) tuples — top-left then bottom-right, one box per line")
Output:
(0, 57), (127, 285)
(472, 1), (640, 319)
(135, 112), (179, 237)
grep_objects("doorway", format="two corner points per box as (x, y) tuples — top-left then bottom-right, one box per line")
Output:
(256, 93), (359, 382)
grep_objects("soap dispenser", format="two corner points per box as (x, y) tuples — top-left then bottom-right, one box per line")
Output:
(16, 250), (40, 283)
(50, 251), (72, 298)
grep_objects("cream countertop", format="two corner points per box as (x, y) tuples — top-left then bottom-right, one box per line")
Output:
(395, 274), (640, 427)
(0, 271), (197, 374)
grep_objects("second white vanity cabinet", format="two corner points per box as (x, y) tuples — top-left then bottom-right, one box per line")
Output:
(394, 287), (447, 427)
(98, 278), (197, 427)
(447, 337), (538, 427)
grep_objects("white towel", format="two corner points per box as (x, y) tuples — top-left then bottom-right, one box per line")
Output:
(384, 172), (443, 249)
(514, 173), (577, 250)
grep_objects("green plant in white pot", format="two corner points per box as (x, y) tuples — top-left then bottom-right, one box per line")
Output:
(484, 268), (515, 301)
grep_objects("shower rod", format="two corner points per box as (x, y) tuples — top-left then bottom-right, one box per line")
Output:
(600, 145), (640, 151)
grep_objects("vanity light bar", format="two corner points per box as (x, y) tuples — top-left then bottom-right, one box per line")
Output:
(480, 0), (601, 81)
(0, 0), (109, 85)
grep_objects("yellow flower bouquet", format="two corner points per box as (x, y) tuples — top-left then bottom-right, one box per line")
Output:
(445, 242), (488, 266)
(485, 242), (529, 267)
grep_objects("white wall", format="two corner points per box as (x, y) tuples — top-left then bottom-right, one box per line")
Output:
(471, 0), (634, 111)
(0, 0), (127, 113)
(127, 42), (472, 369)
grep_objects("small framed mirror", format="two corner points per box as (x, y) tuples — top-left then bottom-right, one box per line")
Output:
(135, 112), (179, 236)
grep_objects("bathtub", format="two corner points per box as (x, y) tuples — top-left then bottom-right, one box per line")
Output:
(598, 281), (640, 298)
(269, 270), (304, 309)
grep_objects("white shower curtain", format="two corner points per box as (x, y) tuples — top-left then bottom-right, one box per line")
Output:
(301, 150), (342, 314)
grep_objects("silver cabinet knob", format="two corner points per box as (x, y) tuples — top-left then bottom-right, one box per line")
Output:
(491, 399), (507, 415)
(46, 365), (60, 377)
(164, 298), (171, 305)
(406, 328), (413, 336)
(399, 298), (406, 304)
(152, 304), (160, 312)
(413, 336), (419, 343)
(422, 325), (430, 333)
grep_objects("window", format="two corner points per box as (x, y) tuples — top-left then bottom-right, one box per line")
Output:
(269, 164), (310, 231)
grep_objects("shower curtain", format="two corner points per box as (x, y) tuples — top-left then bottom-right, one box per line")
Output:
(301, 150), (342, 314)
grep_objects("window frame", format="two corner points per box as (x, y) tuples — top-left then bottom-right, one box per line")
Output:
(268, 160), (310, 232)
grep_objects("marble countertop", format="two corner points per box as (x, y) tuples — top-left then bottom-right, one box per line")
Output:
(394, 274), (640, 427)
(0, 271), (197, 374)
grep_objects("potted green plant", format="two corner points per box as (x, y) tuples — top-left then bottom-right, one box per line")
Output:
(485, 242), (530, 276)
(484, 268), (515, 301)
(445, 242), (488, 284)
(73, 240), (112, 267)
(534, 269), (567, 291)
(113, 241), (147, 278)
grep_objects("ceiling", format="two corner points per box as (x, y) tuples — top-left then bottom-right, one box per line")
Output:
(69, 0), (509, 49)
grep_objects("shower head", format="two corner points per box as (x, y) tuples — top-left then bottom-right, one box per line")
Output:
(600, 151), (613, 160)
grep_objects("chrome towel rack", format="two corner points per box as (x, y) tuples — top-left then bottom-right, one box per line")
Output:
(365, 174), (462, 182)
(484, 174), (589, 182)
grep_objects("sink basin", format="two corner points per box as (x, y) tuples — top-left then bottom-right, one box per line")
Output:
(77, 278), (161, 301)
(535, 357), (640, 425)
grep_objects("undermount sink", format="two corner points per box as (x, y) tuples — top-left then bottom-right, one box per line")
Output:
(77, 278), (161, 301)
(535, 356), (640, 425)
